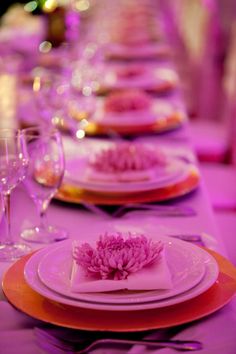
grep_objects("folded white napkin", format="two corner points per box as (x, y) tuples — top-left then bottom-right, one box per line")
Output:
(71, 247), (173, 293)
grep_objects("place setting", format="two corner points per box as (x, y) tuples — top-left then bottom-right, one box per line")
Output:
(1, 1), (236, 353)
(96, 63), (179, 95)
(103, 2), (172, 62)
(84, 89), (187, 136)
(57, 137), (200, 205)
(2, 229), (236, 332)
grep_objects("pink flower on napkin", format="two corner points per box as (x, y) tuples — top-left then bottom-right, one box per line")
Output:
(104, 89), (152, 112)
(73, 233), (163, 281)
(89, 142), (166, 175)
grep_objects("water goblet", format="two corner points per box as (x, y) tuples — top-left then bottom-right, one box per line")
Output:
(21, 127), (68, 243)
(0, 129), (31, 261)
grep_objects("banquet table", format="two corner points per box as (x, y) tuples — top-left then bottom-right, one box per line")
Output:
(0, 125), (236, 354)
(1, 1), (236, 352)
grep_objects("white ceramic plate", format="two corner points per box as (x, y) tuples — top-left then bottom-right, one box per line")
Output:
(65, 157), (187, 193)
(92, 99), (181, 127)
(24, 240), (219, 311)
(36, 238), (206, 304)
(102, 67), (179, 91)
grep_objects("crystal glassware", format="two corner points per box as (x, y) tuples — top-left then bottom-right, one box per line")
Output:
(21, 127), (68, 243)
(0, 129), (31, 261)
(33, 73), (94, 138)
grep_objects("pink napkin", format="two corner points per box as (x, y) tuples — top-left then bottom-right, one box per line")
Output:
(71, 247), (173, 293)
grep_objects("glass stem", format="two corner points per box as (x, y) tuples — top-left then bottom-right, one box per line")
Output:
(39, 200), (49, 230)
(3, 191), (12, 245)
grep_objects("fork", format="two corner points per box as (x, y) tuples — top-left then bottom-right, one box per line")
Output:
(111, 204), (197, 218)
(35, 328), (202, 353)
(82, 202), (197, 219)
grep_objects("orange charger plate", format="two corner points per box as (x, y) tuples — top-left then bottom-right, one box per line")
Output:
(56, 166), (200, 205)
(84, 111), (186, 136)
(2, 249), (236, 332)
(97, 78), (178, 96)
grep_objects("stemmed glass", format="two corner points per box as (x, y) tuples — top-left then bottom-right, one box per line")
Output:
(33, 73), (94, 138)
(21, 127), (68, 243)
(0, 129), (31, 261)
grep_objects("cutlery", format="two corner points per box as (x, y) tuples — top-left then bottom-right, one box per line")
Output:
(81, 203), (204, 245)
(81, 202), (197, 219)
(35, 328), (203, 353)
(81, 202), (113, 218)
(111, 204), (197, 218)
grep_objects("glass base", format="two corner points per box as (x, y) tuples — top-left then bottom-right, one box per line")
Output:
(21, 225), (68, 244)
(0, 243), (31, 262)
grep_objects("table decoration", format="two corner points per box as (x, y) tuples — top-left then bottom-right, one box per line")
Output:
(33, 235), (211, 308)
(104, 89), (152, 113)
(80, 91), (186, 136)
(105, 6), (170, 62)
(2, 248), (236, 330)
(79, 141), (168, 185)
(57, 163), (199, 205)
(71, 233), (170, 291)
(63, 139), (194, 193)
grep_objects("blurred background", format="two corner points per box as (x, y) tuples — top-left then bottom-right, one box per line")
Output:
(1, 0), (236, 159)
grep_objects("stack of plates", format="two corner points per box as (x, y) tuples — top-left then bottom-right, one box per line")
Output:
(56, 139), (200, 205)
(98, 66), (179, 94)
(24, 237), (218, 312)
(3, 235), (236, 331)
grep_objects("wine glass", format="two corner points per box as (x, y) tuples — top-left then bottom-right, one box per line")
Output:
(0, 129), (31, 261)
(33, 73), (95, 138)
(21, 127), (68, 243)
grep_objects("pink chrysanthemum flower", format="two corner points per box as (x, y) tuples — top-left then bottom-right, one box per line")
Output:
(104, 89), (151, 112)
(73, 233), (164, 280)
(90, 142), (166, 174)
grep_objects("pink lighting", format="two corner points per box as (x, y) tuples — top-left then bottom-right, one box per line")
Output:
(0, 0), (236, 353)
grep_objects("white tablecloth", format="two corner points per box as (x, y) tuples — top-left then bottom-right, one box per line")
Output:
(0, 131), (235, 353)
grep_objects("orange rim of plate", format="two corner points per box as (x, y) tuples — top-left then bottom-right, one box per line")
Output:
(97, 80), (178, 96)
(2, 248), (236, 332)
(105, 45), (172, 61)
(56, 166), (200, 205)
(84, 111), (186, 136)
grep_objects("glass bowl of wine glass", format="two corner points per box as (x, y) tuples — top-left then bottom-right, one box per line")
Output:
(21, 126), (68, 243)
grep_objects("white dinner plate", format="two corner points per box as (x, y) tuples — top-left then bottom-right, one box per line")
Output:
(24, 239), (219, 311)
(37, 238), (205, 303)
(92, 98), (182, 127)
(37, 238), (206, 304)
(101, 67), (179, 91)
(64, 140), (190, 193)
